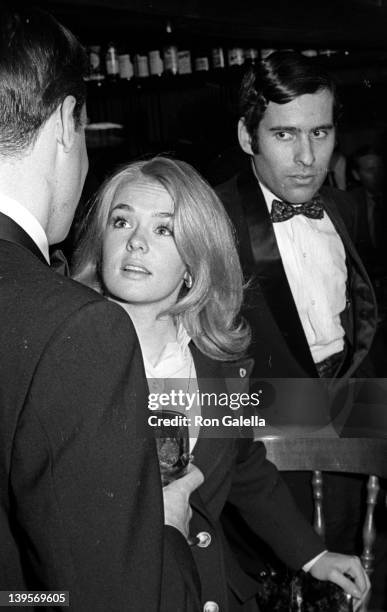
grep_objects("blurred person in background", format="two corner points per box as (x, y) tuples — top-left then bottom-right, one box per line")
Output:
(349, 145), (387, 283)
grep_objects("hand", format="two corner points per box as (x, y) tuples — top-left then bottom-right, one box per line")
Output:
(163, 464), (204, 541)
(309, 552), (370, 610)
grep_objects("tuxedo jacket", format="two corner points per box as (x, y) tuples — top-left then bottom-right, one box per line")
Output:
(216, 167), (377, 380)
(0, 212), (188, 611)
(183, 345), (324, 612)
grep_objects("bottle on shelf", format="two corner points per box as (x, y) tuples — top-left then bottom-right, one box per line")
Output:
(163, 20), (178, 76)
(105, 43), (120, 81)
(86, 45), (105, 82)
(211, 47), (225, 70)
(177, 49), (192, 75)
(134, 51), (150, 79)
(194, 47), (210, 73)
(149, 49), (164, 77)
(118, 52), (134, 81)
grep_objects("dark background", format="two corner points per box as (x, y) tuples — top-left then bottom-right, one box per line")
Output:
(37, 0), (387, 185)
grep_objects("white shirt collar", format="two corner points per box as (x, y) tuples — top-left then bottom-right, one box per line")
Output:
(0, 192), (50, 263)
(143, 322), (192, 379)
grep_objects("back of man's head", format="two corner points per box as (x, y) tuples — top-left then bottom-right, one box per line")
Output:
(239, 51), (339, 154)
(0, 4), (87, 158)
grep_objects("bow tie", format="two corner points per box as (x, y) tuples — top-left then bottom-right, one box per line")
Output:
(271, 197), (324, 223)
(50, 248), (70, 277)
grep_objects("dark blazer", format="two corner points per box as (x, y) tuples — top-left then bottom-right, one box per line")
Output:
(0, 212), (187, 611)
(216, 167), (377, 380)
(215, 167), (378, 564)
(187, 345), (324, 612)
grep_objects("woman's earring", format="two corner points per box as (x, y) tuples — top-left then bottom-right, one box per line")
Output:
(184, 272), (193, 289)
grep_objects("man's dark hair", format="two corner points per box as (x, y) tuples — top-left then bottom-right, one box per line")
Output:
(0, 4), (87, 157)
(239, 51), (340, 154)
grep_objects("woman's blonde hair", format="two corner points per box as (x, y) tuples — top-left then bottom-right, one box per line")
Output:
(72, 156), (250, 361)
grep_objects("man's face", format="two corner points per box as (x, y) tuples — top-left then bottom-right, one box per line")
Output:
(355, 154), (384, 194)
(241, 89), (336, 204)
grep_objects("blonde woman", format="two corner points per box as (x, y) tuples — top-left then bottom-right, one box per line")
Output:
(73, 156), (368, 611)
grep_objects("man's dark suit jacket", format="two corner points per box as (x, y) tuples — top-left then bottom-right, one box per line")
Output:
(215, 167), (377, 568)
(183, 345), (324, 612)
(216, 167), (377, 381)
(349, 186), (387, 279)
(0, 212), (197, 611)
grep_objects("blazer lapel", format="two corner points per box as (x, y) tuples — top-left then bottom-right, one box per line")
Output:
(189, 345), (236, 482)
(237, 169), (316, 376)
(0, 212), (47, 266)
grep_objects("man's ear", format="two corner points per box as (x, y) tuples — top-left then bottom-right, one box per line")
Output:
(238, 118), (254, 155)
(56, 95), (77, 152)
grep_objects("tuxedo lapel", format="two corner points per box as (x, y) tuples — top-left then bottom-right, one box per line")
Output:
(237, 169), (316, 377)
(321, 190), (370, 276)
(231, 170), (257, 273)
(0, 212), (47, 266)
(321, 190), (377, 375)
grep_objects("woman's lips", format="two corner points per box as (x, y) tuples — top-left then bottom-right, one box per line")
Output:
(121, 263), (151, 275)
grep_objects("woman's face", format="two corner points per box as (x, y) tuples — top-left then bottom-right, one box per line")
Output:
(101, 177), (187, 313)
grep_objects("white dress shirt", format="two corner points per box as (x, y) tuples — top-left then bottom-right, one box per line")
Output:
(0, 192), (49, 263)
(258, 181), (347, 364)
(144, 324), (200, 450)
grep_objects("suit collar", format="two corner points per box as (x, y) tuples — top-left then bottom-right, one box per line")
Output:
(188, 345), (240, 524)
(188, 344), (238, 477)
(0, 211), (48, 266)
(0, 194), (49, 262)
(237, 167), (317, 376)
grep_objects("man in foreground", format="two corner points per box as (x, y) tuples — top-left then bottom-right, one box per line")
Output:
(0, 6), (201, 610)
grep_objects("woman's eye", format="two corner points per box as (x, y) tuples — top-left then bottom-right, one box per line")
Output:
(112, 216), (131, 229)
(156, 225), (173, 236)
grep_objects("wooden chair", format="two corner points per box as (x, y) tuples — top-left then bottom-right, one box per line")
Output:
(261, 436), (387, 611)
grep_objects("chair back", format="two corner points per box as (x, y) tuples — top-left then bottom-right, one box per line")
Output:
(262, 436), (387, 611)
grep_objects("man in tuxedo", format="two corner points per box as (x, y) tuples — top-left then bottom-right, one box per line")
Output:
(217, 52), (377, 561)
(0, 6), (202, 610)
